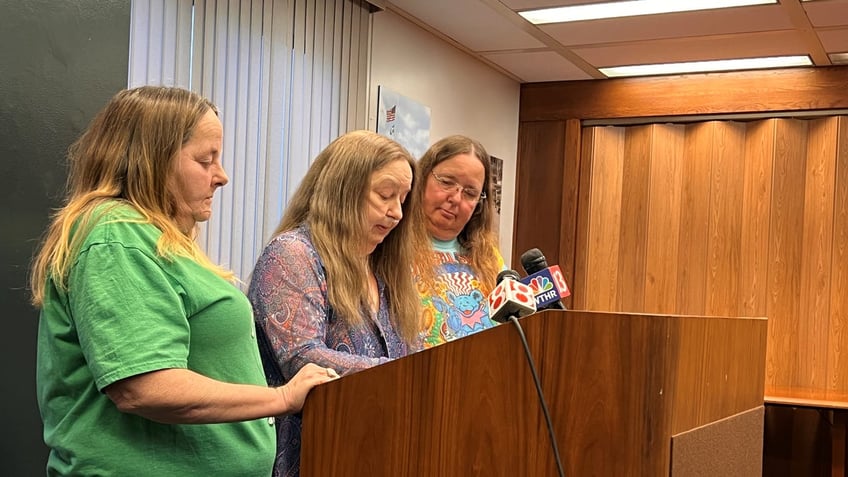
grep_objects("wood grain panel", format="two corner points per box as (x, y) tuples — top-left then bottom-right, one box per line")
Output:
(517, 65), (848, 411)
(705, 121), (747, 317)
(829, 117), (848, 392)
(799, 117), (837, 389)
(676, 123), (715, 315)
(616, 125), (652, 311)
(537, 312), (673, 476)
(672, 316), (768, 434)
(763, 404), (832, 477)
(300, 311), (768, 477)
(573, 127), (595, 310)
(586, 127), (624, 310)
(766, 387), (848, 407)
(301, 321), (546, 476)
(644, 124), (685, 314)
(740, 120), (776, 318)
(671, 317), (712, 433)
(766, 119), (809, 390)
(520, 66), (848, 121)
(513, 121), (566, 269)
(557, 118), (582, 309)
(578, 117), (847, 401)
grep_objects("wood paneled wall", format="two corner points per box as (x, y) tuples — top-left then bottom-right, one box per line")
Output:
(514, 66), (848, 397)
(574, 118), (848, 393)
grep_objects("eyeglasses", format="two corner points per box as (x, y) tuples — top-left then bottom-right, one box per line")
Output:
(431, 171), (486, 203)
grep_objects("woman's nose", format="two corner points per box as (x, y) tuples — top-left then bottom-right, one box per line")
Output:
(214, 165), (229, 187)
(388, 199), (403, 220)
(445, 187), (461, 202)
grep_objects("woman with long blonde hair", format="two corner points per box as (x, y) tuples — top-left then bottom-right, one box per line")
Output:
(248, 130), (427, 477)
(30, 86), (335, 476)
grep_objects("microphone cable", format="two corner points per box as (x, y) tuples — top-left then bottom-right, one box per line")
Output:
(508, 315), (566, 477)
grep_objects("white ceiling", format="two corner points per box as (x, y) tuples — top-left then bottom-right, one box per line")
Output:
(372, 0), (848, 83)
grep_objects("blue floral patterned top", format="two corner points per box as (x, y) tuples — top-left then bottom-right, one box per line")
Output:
(248, 225), (410, 477)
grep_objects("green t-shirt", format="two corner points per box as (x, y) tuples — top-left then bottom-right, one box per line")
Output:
(36, 203), (275, 476)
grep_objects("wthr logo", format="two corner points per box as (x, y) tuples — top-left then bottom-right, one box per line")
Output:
(519, 265), (571, 309)
(528, 276), (553, 294)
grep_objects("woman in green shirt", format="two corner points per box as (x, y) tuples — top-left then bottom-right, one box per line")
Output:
(30, 86), (336, 476)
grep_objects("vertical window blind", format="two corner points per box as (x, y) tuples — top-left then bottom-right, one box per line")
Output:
(129, 0), (370, 284)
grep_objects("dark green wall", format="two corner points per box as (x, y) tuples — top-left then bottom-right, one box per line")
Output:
(0, 0), (130, 474)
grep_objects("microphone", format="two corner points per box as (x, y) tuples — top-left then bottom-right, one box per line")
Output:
(487, 270), (537, 324)
(491, 268), (568, 477)
(519, 248), (571, 311)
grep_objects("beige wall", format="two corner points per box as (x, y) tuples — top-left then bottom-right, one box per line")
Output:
(368, 9), (520, 264)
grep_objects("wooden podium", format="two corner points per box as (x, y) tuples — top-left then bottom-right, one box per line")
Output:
(300, 310), (768, 476)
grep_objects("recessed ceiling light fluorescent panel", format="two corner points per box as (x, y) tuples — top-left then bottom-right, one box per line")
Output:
(599, 55), (812, 78)
(830, 53), (848, 65)
(520, 0), (777, 24)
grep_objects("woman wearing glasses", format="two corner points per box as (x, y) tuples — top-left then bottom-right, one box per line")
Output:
(414, 135), (505, 347)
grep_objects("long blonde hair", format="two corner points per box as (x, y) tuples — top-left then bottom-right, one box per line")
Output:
(415, 135), (500, 294)
(274, 130), (427, 343)
(30, 86), (232, 307)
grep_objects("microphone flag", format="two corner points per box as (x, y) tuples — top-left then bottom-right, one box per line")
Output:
(519, 265), (571, 310)
(487, 274), (537, 323)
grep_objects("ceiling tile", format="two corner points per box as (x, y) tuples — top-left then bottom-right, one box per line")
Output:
(388, 0), (544, 51)
(501, 0), (610, 9)
(380, 0), (848, 83)
(817, 28), (848, 52)
(574, 30), (809, 67)
(484, 50), (594, 82)
(804, 0), (848, 28)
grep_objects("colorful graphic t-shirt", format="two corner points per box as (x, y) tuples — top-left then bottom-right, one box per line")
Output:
(419, 238), (505, 348)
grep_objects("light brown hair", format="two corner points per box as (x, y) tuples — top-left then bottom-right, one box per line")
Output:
(274, 130), (427, 343)
(415, 134), (500, 294)
(30, 86), (231, 306)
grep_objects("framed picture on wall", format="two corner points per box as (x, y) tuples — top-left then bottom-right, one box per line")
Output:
(490, 154), (503, 234)
(376, 85), (431, 159)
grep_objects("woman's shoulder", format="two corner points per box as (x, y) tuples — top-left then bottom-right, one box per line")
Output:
(252, 225), (325, 283)
(67, 201), (162, 269)
(91, 200), (143, 221)
(268, 225), (311, 247)
(263, 225), (318, 261)
(83, 201), (158, 245)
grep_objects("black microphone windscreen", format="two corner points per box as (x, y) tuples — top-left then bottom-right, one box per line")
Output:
(520, 248), (548, 275)
(497, 269), (521, 284)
